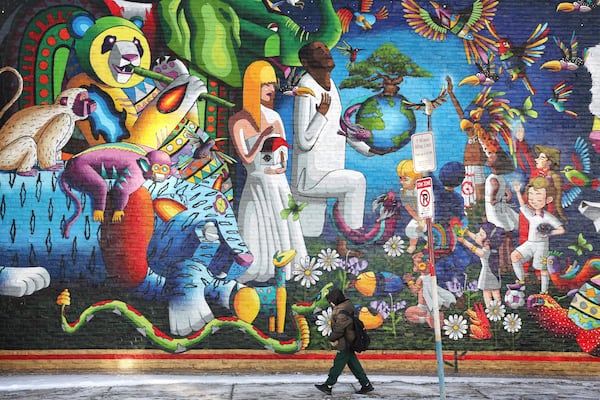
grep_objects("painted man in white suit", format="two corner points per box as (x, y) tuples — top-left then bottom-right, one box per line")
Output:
(291, 41), (388, 255)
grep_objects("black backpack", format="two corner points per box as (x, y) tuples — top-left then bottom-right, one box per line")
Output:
(340, 310), (370, 353)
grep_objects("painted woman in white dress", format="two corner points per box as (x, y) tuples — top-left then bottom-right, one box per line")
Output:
(229, 60), (307, 283)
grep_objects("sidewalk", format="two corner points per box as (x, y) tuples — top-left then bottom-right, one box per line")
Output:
(0, 373), (598, 399)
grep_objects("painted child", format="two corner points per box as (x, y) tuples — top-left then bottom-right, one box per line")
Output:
(509, 177), (566, 294)
(457, 222), (504, 309)
(396, 159), (425, 253)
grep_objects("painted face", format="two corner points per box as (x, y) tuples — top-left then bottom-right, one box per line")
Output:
(399, 175), (415, 190)
(535, 152), (551, 170)
(306, 42), (335, 70)
(474, 228), (487, 246)
(527, 186), (548, 210)
(261, 82), (276, 106)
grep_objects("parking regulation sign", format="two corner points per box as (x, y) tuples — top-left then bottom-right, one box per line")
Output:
(416, 177), (434, 219)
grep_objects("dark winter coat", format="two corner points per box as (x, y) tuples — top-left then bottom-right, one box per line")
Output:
(327, 289), (356, 351)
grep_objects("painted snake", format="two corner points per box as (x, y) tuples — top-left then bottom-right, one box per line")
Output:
(57, 283), (332, 354)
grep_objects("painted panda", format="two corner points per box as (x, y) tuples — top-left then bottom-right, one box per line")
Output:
(65, 13), (206, 150)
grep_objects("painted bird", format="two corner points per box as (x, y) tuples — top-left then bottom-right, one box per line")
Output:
(402, 0), (498, 64)
(459, 51), (501, 86)
(556, 0), (600, 13)
(336, 40), (362, 70)
(486, 21), (549, 95)
(276, 67), (315, 97)
(561, 137), (600, 208)
(545, 80), (578, 118)
(337, 0), (389, 33)
(540, 33), (589, 72)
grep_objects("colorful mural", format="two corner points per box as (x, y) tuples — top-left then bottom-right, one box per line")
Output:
(0, 0), (600, 364)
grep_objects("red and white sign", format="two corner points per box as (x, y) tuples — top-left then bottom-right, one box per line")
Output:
(416, 177), (434, 219)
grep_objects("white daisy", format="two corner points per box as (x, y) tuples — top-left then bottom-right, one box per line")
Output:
(486, 300), (506, 322)
(292, 256), (322, 288)
(315, 307), (333, 337)
(383, 235), (404, 257)
(503, 313), (522, 334)
(316, 248), (342, 272)
(443, 314), (468, 340)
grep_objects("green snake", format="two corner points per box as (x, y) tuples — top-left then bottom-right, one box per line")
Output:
(57, 283), (332, 354)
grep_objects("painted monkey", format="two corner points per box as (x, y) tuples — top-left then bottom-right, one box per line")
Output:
(0, 67), (96, 176)
(60, 143), (172, 238)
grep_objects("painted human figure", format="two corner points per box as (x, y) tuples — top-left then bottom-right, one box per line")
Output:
(446, 76), (487, 209)
(291, 41), (382, 256)
(403, 252), (456, 329)
(509, 177), (566, 294)
(485, 149), (518, 274)
(513, 122), (566, 220)
(457, 222), (504, 309)
(229, 60), (307, 283)
(396, 159), (425, 254)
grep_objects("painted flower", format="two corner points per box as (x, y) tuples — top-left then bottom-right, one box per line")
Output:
(315, 307), (333, 336)
(486, 300), (506, 322)
(344, 257), (368, 276)
(292, 256), (322, 288)
(465, 280), (478, 292)
(280, 194), (308, 221)
(383, 235), (404, 257)
(503, 313), (522, 334)
(316, 248), (342, 272)
(213, 194), (228, 215)
(369, 300), (391, 319)
(443, 314), (468, 340)
(446, 277), (464, 298)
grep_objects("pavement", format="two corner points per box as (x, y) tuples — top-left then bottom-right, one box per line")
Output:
(0, 373), (599, 399)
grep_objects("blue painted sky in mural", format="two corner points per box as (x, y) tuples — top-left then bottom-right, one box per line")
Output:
(277, 0), (600, 206)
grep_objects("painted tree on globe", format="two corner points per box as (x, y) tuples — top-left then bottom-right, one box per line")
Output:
(340, 43), (432, 152)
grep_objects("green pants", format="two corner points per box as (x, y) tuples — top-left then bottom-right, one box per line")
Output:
(325, 349), (369, 386)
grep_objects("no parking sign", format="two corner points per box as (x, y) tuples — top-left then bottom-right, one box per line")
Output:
(416, 177), (434, 219)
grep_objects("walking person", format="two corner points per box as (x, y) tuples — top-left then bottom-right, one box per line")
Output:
(315, 288), (374, 395)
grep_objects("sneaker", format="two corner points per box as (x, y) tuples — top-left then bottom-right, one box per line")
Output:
(315, 383), (332, 395)
(356, 382), (374, 394)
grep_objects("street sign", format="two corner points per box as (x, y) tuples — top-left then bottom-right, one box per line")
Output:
(411, 131), (437, 173)
(416, 177), (434, 219)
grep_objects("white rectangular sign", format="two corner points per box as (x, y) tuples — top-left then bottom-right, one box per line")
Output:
(411, 131), (436, 173)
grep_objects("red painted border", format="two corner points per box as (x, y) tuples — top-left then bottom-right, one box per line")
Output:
(1, 352), (598, 362)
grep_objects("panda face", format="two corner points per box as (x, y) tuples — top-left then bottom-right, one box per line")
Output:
(89, 25), (151, 88)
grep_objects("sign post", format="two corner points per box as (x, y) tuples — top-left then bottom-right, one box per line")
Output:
(412, 134), (446, 400)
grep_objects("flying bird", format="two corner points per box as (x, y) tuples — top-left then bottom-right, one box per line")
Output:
(262, 0), (304, 13)
(403, 86), (448, 129)
(561, 137), (599, 208)
(337, 0), (389, 33)
(336, 40), (362, 70)
(486, 21), (550, 95)
(545, 80), (578, 118)
(540, 32), (589, 72)
(277, 67), (315, 97)
(402, 0), (498, 64)
(459, 51), (501, 86)
(556, 0), (599, 13)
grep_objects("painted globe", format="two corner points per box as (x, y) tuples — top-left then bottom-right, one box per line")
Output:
(355, 94), (416, 152)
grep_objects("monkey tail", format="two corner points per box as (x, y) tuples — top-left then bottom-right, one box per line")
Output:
(59, 172), (82, 239)
(0, 66), (23, 120)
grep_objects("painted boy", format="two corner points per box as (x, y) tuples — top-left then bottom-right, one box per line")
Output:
(509, 177), (566, 294)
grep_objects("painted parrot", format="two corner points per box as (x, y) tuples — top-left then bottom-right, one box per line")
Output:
(337, 0), (389, 33)
(556, 0), (600, 13)
(402, 0), (499, 64)
(459, 52), (500, 86)
(562, 137), (600, 208)
(486, 21), (550, 95)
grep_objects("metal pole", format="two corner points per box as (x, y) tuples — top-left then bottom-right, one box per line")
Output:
(426, 216), (446, 400)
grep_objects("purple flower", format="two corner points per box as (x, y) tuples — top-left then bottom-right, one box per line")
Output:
(344, 257), (368, 276)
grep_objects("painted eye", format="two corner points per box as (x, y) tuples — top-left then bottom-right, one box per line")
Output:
(160, 165), (170, 174)
(101, 35), (116, 54)
(152, 164), (160, 172)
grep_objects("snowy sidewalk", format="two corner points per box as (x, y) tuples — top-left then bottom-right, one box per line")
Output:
(0, 373), (599, 399)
